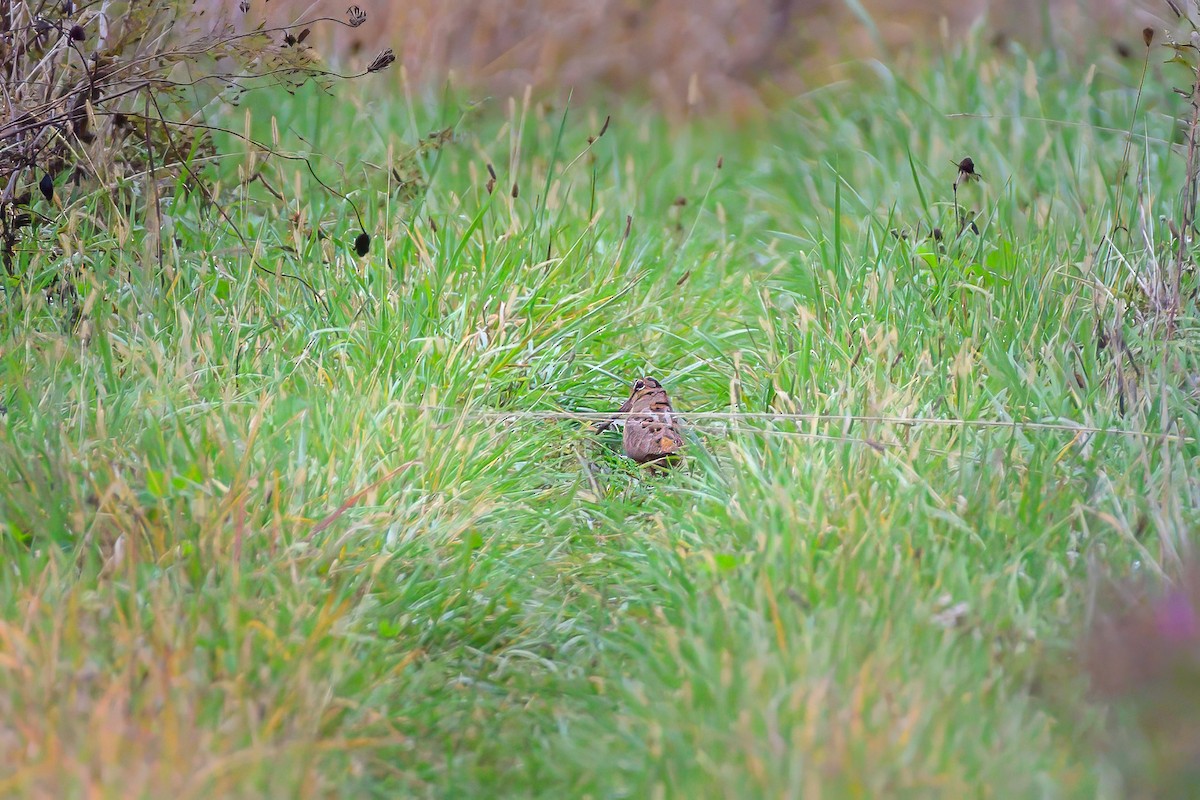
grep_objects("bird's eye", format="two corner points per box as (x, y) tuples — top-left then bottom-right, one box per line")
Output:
(633, 379), (645, 391)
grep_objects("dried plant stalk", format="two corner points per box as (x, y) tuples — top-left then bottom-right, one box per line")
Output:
(0, 0), (392, 273)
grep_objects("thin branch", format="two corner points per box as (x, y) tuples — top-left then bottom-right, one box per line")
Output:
(145, 89), (330, 314)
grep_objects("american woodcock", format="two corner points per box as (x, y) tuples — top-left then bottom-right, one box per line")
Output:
(594, 376), (683, 465)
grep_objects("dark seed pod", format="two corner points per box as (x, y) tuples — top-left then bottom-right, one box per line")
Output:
(297, 27), (311, 43)
(1143, 27), (1154, 47)
(367, 49), (395, 73)
(354, 232), (370, 257)
(39, 174), (54, 202)
(69, 24), (86, 41)
(346, 5), (367, 27)
(511, 182), (519, 198)
(953, 157), (980, 189)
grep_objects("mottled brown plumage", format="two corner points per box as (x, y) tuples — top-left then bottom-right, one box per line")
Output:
(595, 376), (683, 465)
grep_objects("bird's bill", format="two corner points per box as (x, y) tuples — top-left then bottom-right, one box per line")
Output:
(593, 392), (636, 432)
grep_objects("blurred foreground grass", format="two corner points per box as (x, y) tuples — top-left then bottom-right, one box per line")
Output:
(2, 34), (1198, 798)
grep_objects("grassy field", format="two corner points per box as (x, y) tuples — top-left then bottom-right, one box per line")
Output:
(2, 32), (1199, 798)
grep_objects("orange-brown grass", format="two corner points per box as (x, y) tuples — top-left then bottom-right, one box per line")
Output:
(193, 0), (1163, 115)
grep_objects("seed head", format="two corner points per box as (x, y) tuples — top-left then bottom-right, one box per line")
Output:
(367, 49), (396, 74)
(954, 156), (980, 189)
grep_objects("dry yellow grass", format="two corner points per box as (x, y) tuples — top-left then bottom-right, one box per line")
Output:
(193, 0), (1162, 114)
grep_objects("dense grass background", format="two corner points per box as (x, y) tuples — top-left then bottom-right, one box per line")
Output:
(2, 33), (1198, 798)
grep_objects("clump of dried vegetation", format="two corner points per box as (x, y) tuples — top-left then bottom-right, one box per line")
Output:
(1147, 2), (1200, 328)
(1065, 8), (1200, 792)
(1085, 4), (1200, 424)
(0, 0), (394, 279)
